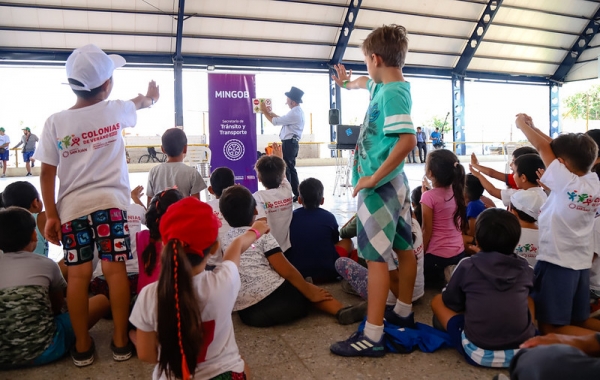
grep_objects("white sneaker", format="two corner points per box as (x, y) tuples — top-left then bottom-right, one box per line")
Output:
(1, 174), (5, 178)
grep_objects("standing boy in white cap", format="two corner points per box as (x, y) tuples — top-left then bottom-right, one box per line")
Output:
(510, 190), (546, 267)
(34, 44), (160, 367)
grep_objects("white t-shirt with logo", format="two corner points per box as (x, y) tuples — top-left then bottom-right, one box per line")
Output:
(514, 228), (539, 268)
(253, 179), (293, 252)
(206, 198), (231, 266)
(590, 217), (600, 292)
(222, 227), (285, 311)
(130, 260), (244, 380)
(34, 100), (137, 223)
(537, 159), (600, 270)
(411, 218), (425, 301)
(92, 203), (145, 277)
(500, 187), (548, 209)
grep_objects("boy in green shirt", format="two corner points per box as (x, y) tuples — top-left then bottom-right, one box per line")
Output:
(329, 24), (418, 357)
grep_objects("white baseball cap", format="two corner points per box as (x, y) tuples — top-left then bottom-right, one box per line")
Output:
(510, 189), (546, 220)
(65, 44), (126, 91)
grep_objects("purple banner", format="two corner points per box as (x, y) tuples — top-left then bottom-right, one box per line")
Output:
(208, 73), (258, 192)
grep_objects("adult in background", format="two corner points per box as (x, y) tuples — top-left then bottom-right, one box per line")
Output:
(0, 127), (9, 178)
(13, 127), (39, 176)
(416, 126), (427, 163)
(260, 86), (305, 202)
(430, 127), (443, 149)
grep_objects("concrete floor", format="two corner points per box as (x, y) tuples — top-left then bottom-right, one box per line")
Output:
(2, 161), (510, 380)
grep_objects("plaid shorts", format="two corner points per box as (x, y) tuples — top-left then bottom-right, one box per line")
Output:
(62, 208), (131, 266)
(356, 172), (413, 263)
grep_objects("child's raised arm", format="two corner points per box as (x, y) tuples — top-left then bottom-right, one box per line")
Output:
(331, 64), (368, 90)
(130, 80), (160, 110)
(515, 113), (555, 168)
(222, 220), (270, 266)
(469, 165), (502, 200)
(470, 153), (505, 182)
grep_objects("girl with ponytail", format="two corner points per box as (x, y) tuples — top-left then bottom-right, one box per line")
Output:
(130, 197), (269, 379)
(420, 149), (467, 286)
(136, 188), (183, 293)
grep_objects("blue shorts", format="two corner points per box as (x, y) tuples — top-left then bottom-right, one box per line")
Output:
(32, 313), (75, 365)
(532, 261), (590, 325)
(446, 315), (479, 366)
(23, 151), (34, 162)
(0, 149), (8, 161)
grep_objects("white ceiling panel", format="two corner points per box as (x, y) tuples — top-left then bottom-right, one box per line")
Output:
(503, 0), (599, 19)
(362, 0), (484, 20)
(579, 46), (600, 62)
(87, 11), (112, 31)
(493, 7), (588, 35)
(565, 61), (598, 82)
(475, 41), (566, 64)
(469, 57), (557, 76)
(590, 34), (600, 47)
(485, 25), (576, 50)
(182, 38), (332, 60)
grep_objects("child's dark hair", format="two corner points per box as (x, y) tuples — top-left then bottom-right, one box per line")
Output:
(426, 150), (467, 231)
(2, 181), (39, 209)
(465, 174), (484, 202)
(509, 202), (537, 224)
(298, 177), (323, 209)
(219, 185), (256, 228)
(157, 241), (204, 379)
(0, 207), (36, 252)
(255, 155), (285, 189)
(512, 146), (538, 160)
(142, 189), (184, 276)
(411, 187), (423, 226)
(161, 128), (187, 157)
(514, 153), (546, 185)
(550, 133), (598, 173)
(209, 167), (235, 198)
(475, 208), (521, 255)
(68, 78), (106, 99)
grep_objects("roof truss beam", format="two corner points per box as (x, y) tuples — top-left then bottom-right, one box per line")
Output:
(330, 0), (362, 64)
(551, 5), (600, 82)
(454, 0), (504, 75)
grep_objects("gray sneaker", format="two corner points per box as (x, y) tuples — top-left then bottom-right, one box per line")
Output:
(336, 301), (368, 325)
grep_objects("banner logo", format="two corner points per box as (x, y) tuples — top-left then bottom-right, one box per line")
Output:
(223, 139), (245, 161)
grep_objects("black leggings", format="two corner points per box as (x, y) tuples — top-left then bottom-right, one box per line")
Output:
(237, 280), (310, 327)
(424, 251), (465, 287)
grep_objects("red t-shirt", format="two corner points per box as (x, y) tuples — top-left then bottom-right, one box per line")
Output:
(506, 173), (518, 189)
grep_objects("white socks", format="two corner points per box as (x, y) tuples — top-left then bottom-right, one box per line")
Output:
(364, 321), (384, 342)
(393, 300), (412, 318)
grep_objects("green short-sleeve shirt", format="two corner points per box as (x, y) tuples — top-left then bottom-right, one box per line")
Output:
(352, 79), (415, 189)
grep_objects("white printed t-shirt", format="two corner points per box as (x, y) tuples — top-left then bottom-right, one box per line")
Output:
(222, 227), (285, 311)
(92, 203), (145, 277)
(254, 179), (293, 251)
(500, 187), (548, 209)
(537, 159), (600, 270)
(34, 100), (137, 223)
(129, 260), (244, 380)
(591, 217), (600, 292)
(514, 228), (539, 267)
(206, 198), (231, 266)
(411, 218), (425, 301)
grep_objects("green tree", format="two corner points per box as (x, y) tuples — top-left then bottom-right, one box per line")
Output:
(427, 113), (452, 134)
(563, 85), (600, 121)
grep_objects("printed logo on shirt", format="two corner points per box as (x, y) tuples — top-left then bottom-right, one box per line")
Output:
(264, 197), (292, 211)
(515, 243), (538, 255)
(57, 123), (122, 157)
(566, 190), (600, 212)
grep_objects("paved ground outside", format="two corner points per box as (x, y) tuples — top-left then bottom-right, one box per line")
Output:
(2, 161), (509, 379)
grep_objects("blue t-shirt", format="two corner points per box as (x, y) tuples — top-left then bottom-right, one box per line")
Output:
(466, 199), (486, 220)
(286, 207), (340, 281)
(352, 79), (415, 189)
(431, 131), (441, 144)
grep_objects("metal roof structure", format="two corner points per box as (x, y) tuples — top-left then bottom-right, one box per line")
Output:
(1, 0), (600, 84)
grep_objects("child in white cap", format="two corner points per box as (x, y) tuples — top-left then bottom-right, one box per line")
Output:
(510, 189), (547, 267)
(34, 44), (160, 367)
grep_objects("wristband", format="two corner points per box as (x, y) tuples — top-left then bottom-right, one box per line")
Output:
(342, 80), (349, 88)
(150, 97), (155, 105)
(248, 228), (261, 240)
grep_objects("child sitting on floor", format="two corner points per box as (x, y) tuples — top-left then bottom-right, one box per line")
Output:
(206, 167), (236, 266)
(253, 143), (293, 252)
(130, 197), (269, 380)
(510, 189), (545, 267)
(431, 208), (536, 368)
(136, 188), (183, 293)
(470, 146), (538, 190)
(463, 174), (486, 239)
(286, 177), (354, 282)
(470, 153), (546, 208)
(146, 127), (207, 206)
(220, 185), (366, 327)
(0, 207), (109, 369)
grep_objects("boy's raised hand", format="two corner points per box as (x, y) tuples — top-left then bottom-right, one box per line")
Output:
(331, 63), (352, 87)
(250, 219), (270, 237)
(270, 142), (283, 159)
(470, 152), (479, 166)
(515, 113), (533, 129)
(146, 80), (160, 103)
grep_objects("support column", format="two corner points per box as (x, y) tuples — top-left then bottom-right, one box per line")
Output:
(549, 83), (561, 137)
(452, 74), (466, 155)
(329, 67), (341, 157)
(174, 57), (184, 128)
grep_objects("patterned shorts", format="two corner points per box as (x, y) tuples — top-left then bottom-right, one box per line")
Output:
(62, 208), (131, 266)
(356, 172), (412, 263)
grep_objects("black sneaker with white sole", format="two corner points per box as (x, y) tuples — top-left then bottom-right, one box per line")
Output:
(70, 338), (95, 367)
(111, 339), (134, 361)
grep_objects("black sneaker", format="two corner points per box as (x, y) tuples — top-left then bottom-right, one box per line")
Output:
(71, 338), (95, 367)
(384, 309), (416, 329)
(292, 195), (299, 203)
(111, 339), (134, 362)
(25, 172), (32, 176)
(336, 301), (368, 325)
(330, 331), (386, 357)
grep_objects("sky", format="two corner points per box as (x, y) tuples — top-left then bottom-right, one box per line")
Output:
(0, 65), (597, 153)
